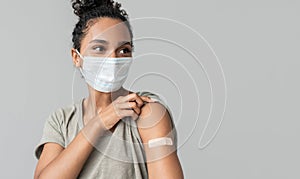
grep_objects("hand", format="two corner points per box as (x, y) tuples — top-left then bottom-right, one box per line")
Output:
(98, 93), (155, 130)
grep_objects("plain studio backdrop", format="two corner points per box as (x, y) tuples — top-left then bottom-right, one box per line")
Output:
(0, 0), (299, 178)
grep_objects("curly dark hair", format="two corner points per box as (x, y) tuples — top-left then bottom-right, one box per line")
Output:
(71, 0), (133, 52)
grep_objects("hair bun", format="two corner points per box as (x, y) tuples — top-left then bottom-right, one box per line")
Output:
(71, 0), (114, 17)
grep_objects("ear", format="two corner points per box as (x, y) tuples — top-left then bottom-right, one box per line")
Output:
(71, 48), (82, 68)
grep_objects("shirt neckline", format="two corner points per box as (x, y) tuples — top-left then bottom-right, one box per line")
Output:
(77, 91), (143, 134)
(77, 97), (116, 136)
(77, 97), (85, 130)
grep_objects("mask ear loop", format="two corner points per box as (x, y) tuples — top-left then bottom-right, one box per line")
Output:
(72, 49), (85, 104)
(74, 49), (98, 116)
(75, 49), (85, 78)
(75, 49), (83, 58)
(71, 67), (76, 104)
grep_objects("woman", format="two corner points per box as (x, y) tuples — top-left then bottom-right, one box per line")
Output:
(34, 0), (184, 178)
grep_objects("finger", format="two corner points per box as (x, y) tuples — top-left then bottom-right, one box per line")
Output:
(131, 113), (139, 120)
(132, 105), (141, 115)
(130, 110), (139, 120)
(121, 93), (144, 107)
(120, 102), (141, 115)
(120, 93), (139, 102)
(118, 102), (137, 109)
(140, 96), (156, 103)
(132, 96), (143, 108)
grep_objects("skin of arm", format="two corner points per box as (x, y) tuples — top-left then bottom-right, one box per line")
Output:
(137, 102), (184, 179)
(34, 114), (108, 179)
(34, 93), (153, 179)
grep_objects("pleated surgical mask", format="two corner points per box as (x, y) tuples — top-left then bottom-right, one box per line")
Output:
(76, 49), (133, 92)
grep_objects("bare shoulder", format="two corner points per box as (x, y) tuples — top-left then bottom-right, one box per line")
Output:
(137, 102), (174, 143)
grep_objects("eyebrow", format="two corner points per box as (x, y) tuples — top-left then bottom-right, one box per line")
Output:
(89, 39), (132, 46)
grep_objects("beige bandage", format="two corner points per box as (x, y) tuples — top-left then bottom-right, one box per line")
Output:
(148, 137), (173, 148)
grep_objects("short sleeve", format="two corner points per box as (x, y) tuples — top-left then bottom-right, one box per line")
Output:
(34, 109), (65, 159)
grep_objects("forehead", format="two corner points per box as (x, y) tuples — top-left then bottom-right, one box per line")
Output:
(81, 18), (131, 47)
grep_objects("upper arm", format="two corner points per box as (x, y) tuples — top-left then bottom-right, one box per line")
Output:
(34, 143), (64, 179)
(137, 102), (184, 179)
(34, 109), (66, 179)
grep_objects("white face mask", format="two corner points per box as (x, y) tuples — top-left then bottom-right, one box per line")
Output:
(76, 49), (133, 92)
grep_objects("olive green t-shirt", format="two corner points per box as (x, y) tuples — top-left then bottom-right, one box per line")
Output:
(34, 91), (178, 179)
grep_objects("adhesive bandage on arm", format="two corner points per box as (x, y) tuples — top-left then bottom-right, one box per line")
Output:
(148, 137), (173, 148)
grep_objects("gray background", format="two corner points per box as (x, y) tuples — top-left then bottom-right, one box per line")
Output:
(1, 0), (299, 178)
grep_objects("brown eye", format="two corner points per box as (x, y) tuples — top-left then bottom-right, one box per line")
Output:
(119, 48), (131, 54)
(93, 46), (106, 52)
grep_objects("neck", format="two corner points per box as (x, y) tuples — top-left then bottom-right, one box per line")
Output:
(84, 86), (130, 116)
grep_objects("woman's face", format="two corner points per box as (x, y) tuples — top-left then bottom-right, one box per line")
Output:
(72, 17), (133, 66)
